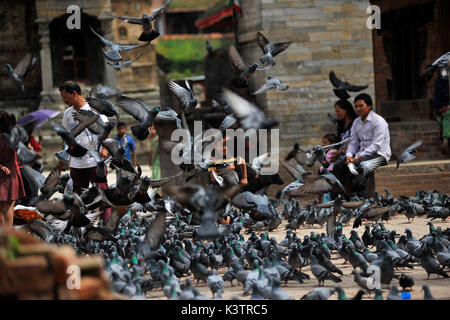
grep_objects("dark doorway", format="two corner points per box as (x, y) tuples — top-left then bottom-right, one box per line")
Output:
(379, 2), (434, 100)
(49, 12), (103, 85)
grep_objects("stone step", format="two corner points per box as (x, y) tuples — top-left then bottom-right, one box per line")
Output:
(268, 159), (450, 199)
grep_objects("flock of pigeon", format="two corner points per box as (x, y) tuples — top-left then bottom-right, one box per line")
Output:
(3, 0), (450, 301)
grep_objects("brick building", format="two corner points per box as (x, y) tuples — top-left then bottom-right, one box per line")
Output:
(0, 0), (163, 117)
(235, 0), (449, 161)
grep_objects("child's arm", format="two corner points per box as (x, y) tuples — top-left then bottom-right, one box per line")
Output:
(238, 157), (247, 186)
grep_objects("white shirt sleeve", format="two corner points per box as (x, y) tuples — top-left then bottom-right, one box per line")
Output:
(346, 121), (359, 158)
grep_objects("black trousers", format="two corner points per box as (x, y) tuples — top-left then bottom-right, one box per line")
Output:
(333, 153), (387, 198)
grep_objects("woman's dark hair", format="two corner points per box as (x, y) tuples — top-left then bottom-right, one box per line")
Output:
(354, 93), (373, 107)
(59, 81), (81, 94)
(323, 133), (339, 145)
(0, 110), (16, 133)
(335, 99), (357, 138)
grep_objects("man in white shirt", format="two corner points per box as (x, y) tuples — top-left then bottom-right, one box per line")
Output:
(59, 81), (111, 221)
(333, 93), (391, 197)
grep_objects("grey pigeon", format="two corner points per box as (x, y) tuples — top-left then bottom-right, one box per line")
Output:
(396, 140), (423, 169)
(228, 45), (261, 87)
(420, 251), (449, 279)
(107, 55), (143, 69)
(5, 50), (38, 92)
(387, 286), (401, 300)
(207, 269), (224, 298)
(168, 80), (198, 115)
(301, 287), (335, 300)
(422, 285), (436, 300)
(253, 77), (289, 95)
(116, 95), (160, 140)
(104, 0), (173, 42)
(310, 255), (342, 286)
(292, 172), (347, 198)
(90, 26), (149, 62)
(86, 86), (120, 121)
(257, 32), (292, 69)
(223, 89), (279, 130)
(425, 52), (450, 80)
(351, 270), (375, 294)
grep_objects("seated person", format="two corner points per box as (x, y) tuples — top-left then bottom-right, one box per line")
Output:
(333, 93), (391, 197)
(209, 137), (247, 188)
(319, 133), (339, 174)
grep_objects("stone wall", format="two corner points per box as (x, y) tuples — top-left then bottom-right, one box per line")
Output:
(237, 0), (376, 158)
(0, 0), (41, 115)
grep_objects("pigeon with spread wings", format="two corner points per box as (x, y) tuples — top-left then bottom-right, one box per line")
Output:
(329, 71), (368, 100)
(48, 119), (95, 157)
(90, 26), (149, 62)
(223, 89), (279, 130)
(5, 50), (38, 92)
(107, 55), (143, 69)
(252, 77), (288, 95)
(396, 140), (423, 169)
(104, 0), (173, 42)
(116, 95), (160, 140)
(257, 32), (292, 69)
(168, 80), (198, 115)
(424, 52), (450, 81)
(290, 172), (348, 199)
(228, 45), (262, 88)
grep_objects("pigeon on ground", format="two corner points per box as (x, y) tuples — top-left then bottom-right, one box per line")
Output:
(420, 250), (449, 279)
(399, 273), (414, 292)
(300, 287), (335, 300)
(351, 270), (375, 294)
(387, 286), (401, 300)
(335, 287), (365, 300)
(310, 255), (342, 286)
(422, 285), (436, 300)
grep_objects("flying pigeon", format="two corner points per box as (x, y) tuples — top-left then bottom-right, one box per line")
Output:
(90, 26), (149, 62)
(168, 80), (198, 115)
(5, 50), (38, 92)
(256, 32), (292, 69)
(116, 95), (160, 140)
(396, 140), (423, 169)
(104, 0), (173, 42)
(222, 89), (279, 130)
(252, 77), (289, 95)
(329, 71), (368, 100)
